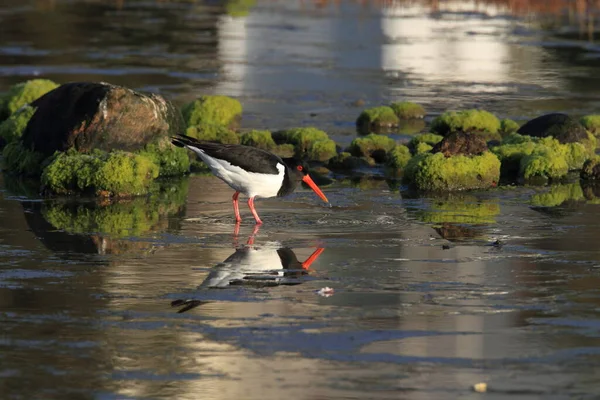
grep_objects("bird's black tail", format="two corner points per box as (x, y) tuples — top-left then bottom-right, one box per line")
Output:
(171, 133), (203, 149)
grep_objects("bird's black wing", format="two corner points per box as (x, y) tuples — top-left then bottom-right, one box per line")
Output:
(172, 134), (283, 175)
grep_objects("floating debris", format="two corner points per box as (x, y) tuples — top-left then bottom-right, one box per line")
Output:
(473, 382), (488, 393)
(317, 287), (335, 297)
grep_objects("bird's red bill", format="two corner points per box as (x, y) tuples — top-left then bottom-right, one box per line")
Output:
(301, 248), (326, 270)
(302, 175), (329, 203)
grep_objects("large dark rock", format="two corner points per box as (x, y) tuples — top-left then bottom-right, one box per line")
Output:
(517, 113), (587, 144)
(431, 131), (488, 157)
(22, 82), (184, 157)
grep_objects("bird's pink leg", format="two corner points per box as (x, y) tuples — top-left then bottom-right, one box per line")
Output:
(247, 197), (263, 225)
(232, 191), (242, 223)
(246, 224), (261, 246)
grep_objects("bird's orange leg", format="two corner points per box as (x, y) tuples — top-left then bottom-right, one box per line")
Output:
(232, 191), (242, 223)
(246, 224), (262, 246)
(247, 197), (263, 225)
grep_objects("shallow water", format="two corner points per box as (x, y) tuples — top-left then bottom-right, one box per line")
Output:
(2, 1), (600, 399)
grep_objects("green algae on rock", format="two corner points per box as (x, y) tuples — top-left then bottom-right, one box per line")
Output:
(403, 151), (500, 191)
(327, 152), (371, 172)
(356, 106), (399, 134)
(348, 134), (396, 163)
(430, 109), (501, 139)
(580, 115), (600, 137)
(138, 137), (190, 176)
(41, 150), (159, 197)
(182, 95), (242, 130)
(389, 102), (425, 119)
(581, 155), (600, 180)
(186, 124), (240, 144)
(0, 79), (58, 120)
(386, 145), (412, 172)
(500, 118), (520, 135)
(240, 129), (276, 150)
(272, 127), (336, 162)
(2, 141), (46, 177)
(519, 147), (569, 181)
(0, 105), (35, 146)
(408, 133), (443, 154)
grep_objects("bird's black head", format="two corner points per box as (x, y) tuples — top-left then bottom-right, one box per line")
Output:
(280, 158), (328, 203)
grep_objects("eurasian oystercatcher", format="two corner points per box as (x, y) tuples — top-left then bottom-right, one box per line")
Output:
(171, 244), (325, 313)
(172, 134), (329, 224)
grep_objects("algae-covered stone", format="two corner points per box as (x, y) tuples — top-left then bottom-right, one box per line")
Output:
(403, 151), (500, 191)
(386, 145), (412, 171)
(240, 129), (276, 150)
(348, 134), (396, 163)
(530, 183), (584, 207)
(500, 119), (520, 135)
(272, 127), (336, 162)
(22, 82), (185, 158)
(430, 109), (501, 139)
(580, 115), (600, 137)
(415, 142), (433, 154)
(390, 101), (425, 119)
(519, 147), (569, 180)
(431, 131), (488, 157)
(409, 133), (443, 153)
(581, 155), (600, 180)
(41, 150), (159, 197)
(0, 79), (58, 120)
(0, 105), (35, 146)
(186, 124), (240, 144)
(356, 106), (399, 134)
(327, 152), (371, 171)
(182, 95), (242, 129)
(225, 0), (256, 17)
(273, 143), (295, 158)
(518, 113), (587, 144)
(138, 137), (190, 176)
(1, 140), (46, 177)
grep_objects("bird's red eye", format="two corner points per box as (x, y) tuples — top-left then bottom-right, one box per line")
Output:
(297, 165), (303, 171)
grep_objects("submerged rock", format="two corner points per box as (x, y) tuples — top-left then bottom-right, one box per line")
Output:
(389, 101), (426, 119)
(430, 109), (500, 140)
(356, 106), (399, 135)
(403, 151), (500, 191)
(272, 127), (336, 162)
(182, 95), (242, 131)
(517, 113), (587, 144)
(22, 82), (185, 157)
(431, 131), (488, 157)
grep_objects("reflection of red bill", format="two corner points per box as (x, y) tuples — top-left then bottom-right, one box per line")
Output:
(316, 287), (335, 297)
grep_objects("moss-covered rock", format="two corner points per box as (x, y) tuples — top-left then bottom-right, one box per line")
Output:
(403, 151), (500, 191)
(519, 147), (569, 180)
(431, 131), (488, 157)
(272, 127), (336, 162)
(185, 124), (240, 144)
(409, 133), (443, 153)
(41, 151), (159, 197)
(581, 155), (600, 180)
(580, 115), (600, 137)
(348, 134), (396, 163)
(356, 106), (399, 134)
(0, 79), (58, 120)
(390, 101), (425, 119)
(0, 105), (35, 146)
(225, 0), (256, 17)
(415, 142), (433, 154)
(272, 143), (295, 158)
(182, 95), (242, 129)
(327, 152), (371, 171)
(1, 141), (47, 177)
(518, 113), (587, 144)
(386, 145), (412, 171)
(500, 118), (520, 135)
(530, 183), (584, 207)
(430, 109), (501, 139)
(138, 137), (190, 176)
(240, 129), (276, 150)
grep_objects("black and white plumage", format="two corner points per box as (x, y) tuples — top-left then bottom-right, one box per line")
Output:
(171, 244), (325, 313)
(172, 134), (329, 224)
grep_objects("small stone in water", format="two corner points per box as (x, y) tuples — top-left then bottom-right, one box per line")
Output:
(317, 287), (335, 297)
(472, 382), (487, 393)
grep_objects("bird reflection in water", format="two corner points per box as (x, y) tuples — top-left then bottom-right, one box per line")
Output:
(172, 230), (325, 313)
